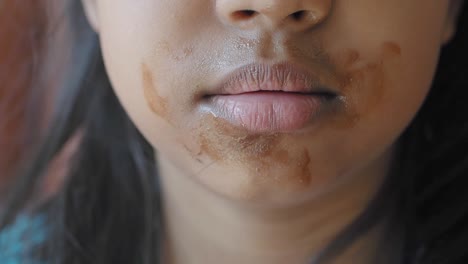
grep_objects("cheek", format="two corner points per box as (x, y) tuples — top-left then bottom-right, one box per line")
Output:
(331, 39), (438, 132)
(271, 35), (442, 196)
(96, 1), (203, 143)
(322, 39), (440, 176)
(319, 0), (449, 132)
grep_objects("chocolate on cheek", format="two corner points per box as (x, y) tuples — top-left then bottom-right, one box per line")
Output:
(327, 41), (402, 129)
(349, 41), (402, 112)
(142, 61), (206, 164)
(141, 63), (171, 122)
(282, 39), (401, 130)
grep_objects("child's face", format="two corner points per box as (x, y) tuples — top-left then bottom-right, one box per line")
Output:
(83, 0), (460, 204)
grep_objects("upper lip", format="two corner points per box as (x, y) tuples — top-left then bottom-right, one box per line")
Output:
(206, 62), (339, 97)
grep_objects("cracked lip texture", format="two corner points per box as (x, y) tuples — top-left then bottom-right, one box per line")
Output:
(199, 62), (342, 133)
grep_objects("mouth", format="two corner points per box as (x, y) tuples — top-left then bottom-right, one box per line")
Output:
(200, 63), (341, 133)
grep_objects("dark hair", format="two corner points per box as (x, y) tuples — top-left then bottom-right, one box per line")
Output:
(1, 1), (467, 263)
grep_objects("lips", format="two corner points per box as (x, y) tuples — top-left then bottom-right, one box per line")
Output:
(201, 63), (339, 133)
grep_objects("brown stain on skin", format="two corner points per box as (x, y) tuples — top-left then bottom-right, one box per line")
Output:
(197, 116), (282, 164)
(141, 63), (170, 121)
(199, 132), (223, 162)
(298, 150), (312, 185)
(181, 41), (402, 191)
(173, 47), (194, 62)
(257, 33), (275, 59)
(186, 41), (402, 189)
(341, 59), (385, 121)
(277, 38), (402, 131)
(156, 40), (194, 62)
(272, 149), (290, 164)
(323, 41), (402, 130)
(191, 115), (314, 189)
(383, 42), (402, 56)
(344, 49), (361, 68)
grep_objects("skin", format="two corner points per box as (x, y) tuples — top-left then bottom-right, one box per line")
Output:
(81, 0), (461, 263)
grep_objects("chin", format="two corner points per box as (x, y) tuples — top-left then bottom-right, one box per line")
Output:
(188, 160), (341, 208)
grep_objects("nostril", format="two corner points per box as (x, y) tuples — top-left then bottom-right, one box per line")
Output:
(289, 10), (318, 24)
(231, 10), (258, 21)
(291, 10), (307, 21)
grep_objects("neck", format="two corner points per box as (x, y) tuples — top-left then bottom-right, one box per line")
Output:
(158, 151), (400, 264)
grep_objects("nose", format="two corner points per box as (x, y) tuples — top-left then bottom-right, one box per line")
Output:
(216, 0), (332, 32)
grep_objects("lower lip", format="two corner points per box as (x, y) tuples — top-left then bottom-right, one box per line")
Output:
(202, 92), (333, 133)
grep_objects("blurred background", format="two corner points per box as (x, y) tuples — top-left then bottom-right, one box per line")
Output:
(0, 0), (72, 205)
